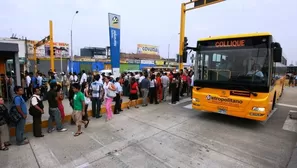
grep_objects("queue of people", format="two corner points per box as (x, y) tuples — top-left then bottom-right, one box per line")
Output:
(0, 67), (194, 151)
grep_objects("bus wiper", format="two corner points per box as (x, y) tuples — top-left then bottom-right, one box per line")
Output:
(229, 85), (258, 97)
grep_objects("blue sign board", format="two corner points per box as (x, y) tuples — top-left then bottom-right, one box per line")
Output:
(108, 13), (121, 77)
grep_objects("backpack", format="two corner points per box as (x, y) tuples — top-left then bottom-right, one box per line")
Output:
(9, 96), (23, 123)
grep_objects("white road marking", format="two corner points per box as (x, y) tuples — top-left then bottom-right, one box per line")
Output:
(169, 97), (191, 105)
(282, 110), (297, 133)
(76, 162), (90, 168)
(89, 135), (105, 146)
(277, 103), (297, 109)
(183, 104), (192, 109)
(260, 108), (278, 125)
(49, 149), (60, 165)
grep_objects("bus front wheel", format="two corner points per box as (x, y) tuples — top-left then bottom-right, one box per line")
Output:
(280, 85), (284, 97)
(272, 94), (276, 110)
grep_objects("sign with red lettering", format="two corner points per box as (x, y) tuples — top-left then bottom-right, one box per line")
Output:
(198, 36), (270, 50)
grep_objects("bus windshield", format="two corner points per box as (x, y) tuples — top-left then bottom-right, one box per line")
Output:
(194, 45), (269, 89)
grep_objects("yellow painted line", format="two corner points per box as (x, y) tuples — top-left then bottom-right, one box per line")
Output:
(9, 98), (144, 136)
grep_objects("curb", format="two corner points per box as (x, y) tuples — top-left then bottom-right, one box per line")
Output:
(9, 98), (144, 136)
(287, 142), (297, 168)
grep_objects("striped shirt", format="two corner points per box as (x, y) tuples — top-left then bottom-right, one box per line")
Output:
(90, 81), (103, 98)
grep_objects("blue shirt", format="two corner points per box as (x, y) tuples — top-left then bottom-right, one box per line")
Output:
(114, 82), (123, 94)
(14, 96), (27, 115)
(31, 76), (37, 88)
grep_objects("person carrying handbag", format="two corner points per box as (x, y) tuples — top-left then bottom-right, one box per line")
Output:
(103, 76), (116, 121)
(29, 87), (44, 137)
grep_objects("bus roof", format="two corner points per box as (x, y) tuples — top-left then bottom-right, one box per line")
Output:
(275, 62), (287, 67)
(198, 32), (272, 41)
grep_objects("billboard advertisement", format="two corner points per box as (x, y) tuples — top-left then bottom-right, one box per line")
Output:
(108, 13), (121, 77)
(141, 60), (155, 64)
(155, 60), (165, 66)
(45, 42), (69, 57)
(137, 44), (159, 55)
(27, 40), (69, 57)
(27, 40), (45, 57)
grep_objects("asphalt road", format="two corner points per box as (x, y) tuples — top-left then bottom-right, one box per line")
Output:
(1, 88), (297, 168)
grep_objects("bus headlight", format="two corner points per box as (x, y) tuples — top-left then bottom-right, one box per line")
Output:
(252, 107), (265, 112)
(192, 98), (199, 102)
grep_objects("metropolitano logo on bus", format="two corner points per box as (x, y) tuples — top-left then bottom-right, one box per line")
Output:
(137, 44), (159, 55)
(206, 95), (243, 107)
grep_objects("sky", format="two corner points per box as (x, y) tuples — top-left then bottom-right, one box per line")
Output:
(0, 0), (296, 64)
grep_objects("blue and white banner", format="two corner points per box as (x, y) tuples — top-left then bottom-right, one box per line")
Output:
(108, 13), (121, 77)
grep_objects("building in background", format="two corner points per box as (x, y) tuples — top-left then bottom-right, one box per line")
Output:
(80, 47), (110, 59)
(0, 36), (70, 74)
(0, 37), (26, 72)
(27, 40), (69, 58)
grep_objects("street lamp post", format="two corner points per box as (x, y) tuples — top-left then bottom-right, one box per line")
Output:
(71, 11), (79, 74)
(167, 44), (170, 67)
(168, 33), (180, 67)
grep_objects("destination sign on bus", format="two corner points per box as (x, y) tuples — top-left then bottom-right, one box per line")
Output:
(198, 36), (270, 50)
(215, 40), (245, 48)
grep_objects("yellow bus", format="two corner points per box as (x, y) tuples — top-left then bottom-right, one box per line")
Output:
(192, 32), (286, 121)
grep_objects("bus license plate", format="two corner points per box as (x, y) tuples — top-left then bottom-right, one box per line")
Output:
(218, 109), (227, 114)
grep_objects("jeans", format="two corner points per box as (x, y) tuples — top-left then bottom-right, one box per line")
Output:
(162, 86), (168, 101)
(63, 85), (69, 97)
(141, 88), (149, 105)
(149, 87), (158, 104)
(16, 118), (26, 144)
(48, 108), (63, 131)
(91, 97), (102, 118)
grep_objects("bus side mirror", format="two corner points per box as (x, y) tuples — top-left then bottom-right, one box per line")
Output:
(272, 42), (282, 62)
(273, 48), (282, 62)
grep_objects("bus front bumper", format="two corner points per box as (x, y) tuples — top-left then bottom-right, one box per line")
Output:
(192, 103), (268, 121)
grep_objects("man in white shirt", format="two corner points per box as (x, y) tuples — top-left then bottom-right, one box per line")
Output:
(26, 73), (32, 98)
(37, 73), (43, 87)
(73, 72), (78, 83)
(69, 73), (74, 83)
(139, 72), (145, 83)
(161, 72), (170, 101)
(191, 74), (194, 99)
(138, 72), (145, 97)
(135, 72), (140, 80)
(80, 70), (88, 85)
(99, 74), (103, 85)
(90, 74), (104, 118)
(114, 77), (123, 114)
(30, 87), (44, 137)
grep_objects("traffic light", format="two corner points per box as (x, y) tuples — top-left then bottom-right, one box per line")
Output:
(53, 47), (56, 56)
(182, 37), (188, 63)
(37, 58), (40, 64)
(176, 54), (180, 63)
